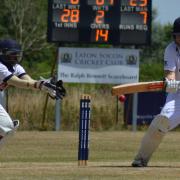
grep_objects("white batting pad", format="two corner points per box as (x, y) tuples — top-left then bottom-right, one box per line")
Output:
(132, 121), (165, 165)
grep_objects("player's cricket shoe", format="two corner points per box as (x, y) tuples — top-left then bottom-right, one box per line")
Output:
(131, 158), (148, 167)
(13, 120), (19, 130)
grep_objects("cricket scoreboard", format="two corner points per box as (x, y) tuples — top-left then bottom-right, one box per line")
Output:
(47, 0), (152, 45)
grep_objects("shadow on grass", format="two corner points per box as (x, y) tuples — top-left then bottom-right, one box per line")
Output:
(95, 165), (180, 168)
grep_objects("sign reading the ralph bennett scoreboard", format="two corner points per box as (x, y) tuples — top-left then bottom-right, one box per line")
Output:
(58, 47), (139, 84)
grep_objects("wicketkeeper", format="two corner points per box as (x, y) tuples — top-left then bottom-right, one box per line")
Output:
(0, 39), (66, 150)
(132, 17), (180, 167)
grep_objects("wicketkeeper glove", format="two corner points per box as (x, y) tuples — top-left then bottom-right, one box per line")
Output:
(36, 78), (66, 100)
(54, 80), (66, 99)
(165, 78), (180, 93)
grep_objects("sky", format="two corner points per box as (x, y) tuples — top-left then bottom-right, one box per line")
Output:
(153, 0), (180, 24)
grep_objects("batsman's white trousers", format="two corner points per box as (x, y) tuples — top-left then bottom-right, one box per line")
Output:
(0, 104), (14, 136)
(160, 92), (180, 131)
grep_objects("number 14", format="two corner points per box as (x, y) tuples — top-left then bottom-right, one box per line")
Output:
(95, 29), (109, 42)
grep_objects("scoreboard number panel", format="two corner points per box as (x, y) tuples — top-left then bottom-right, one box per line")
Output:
(47, 0), (152, 45)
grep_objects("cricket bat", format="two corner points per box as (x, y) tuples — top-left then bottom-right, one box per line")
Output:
(112, 81), (165, 96)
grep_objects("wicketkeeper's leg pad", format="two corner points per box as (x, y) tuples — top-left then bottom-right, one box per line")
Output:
(0, 119), (19, 150)
(132, 115), (169, 167)
(0, 125), (14, 150)
(0, 104), (20, 150)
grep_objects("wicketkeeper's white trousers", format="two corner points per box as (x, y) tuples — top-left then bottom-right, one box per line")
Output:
(0, 104), (14, 137)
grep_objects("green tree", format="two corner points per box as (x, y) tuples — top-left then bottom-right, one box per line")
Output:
(139, 22), (174, 81)
(0, 0), (49, 51)
(0, 0), (56, 77)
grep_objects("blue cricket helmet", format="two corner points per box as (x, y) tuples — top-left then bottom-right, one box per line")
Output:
(0, 39), (22, 67)
(0, 39), (21, 52)
(173, 17), (180, 35)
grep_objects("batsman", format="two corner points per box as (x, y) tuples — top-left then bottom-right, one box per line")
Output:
(132, 17), (180, 167)
(0, 39), (66, 150)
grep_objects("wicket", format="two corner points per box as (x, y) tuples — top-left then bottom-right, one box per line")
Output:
(78, 94), (91, 166)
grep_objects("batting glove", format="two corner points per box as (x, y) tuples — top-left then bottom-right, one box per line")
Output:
(165, 79), (180, 93)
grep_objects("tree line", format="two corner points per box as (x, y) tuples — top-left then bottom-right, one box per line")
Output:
(0, 0), (174, 81)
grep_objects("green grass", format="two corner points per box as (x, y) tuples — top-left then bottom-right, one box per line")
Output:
(0, 131), (180, 180)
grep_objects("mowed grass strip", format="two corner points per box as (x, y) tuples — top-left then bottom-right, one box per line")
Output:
(0, 131), (179, 180)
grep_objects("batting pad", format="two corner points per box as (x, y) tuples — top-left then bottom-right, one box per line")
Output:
(133, 121), (165, 164)
(0, 126), (13, 137)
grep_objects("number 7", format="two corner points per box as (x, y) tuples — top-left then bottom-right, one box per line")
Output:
(140, 11), (147, 24)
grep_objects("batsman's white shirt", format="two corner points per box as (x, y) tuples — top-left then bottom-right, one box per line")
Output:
(0, 62), (26, 136)
(161, 42), (180, 130)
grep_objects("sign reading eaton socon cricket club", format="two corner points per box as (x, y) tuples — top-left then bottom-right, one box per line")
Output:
(58, 47), (139, 84)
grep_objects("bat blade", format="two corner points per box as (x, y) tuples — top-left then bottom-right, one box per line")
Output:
(112, 81), (165, 96)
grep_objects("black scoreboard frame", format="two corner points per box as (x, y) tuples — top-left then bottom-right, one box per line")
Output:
(47, 0), (152, 45)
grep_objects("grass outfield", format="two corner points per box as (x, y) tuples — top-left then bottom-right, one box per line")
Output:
(0, 131), (180, 179)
